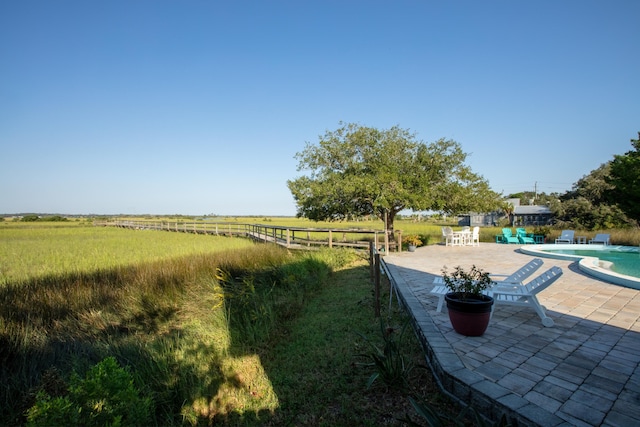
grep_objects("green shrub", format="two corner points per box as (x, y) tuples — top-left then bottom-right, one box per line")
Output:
(26, 357), (152, 427)
(357, 319), (414, 390)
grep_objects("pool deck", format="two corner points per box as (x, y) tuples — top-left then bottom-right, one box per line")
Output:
(383, 243), (640, 427)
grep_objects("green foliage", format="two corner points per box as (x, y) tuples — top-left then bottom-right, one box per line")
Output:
(357, 319), (413, 390)
(553, 162), (634, 230)
(25, 392), (80, 427)
(26, 357), (151, 427)
(442, 265), (493, 299)
(214, 249), (350, 349)
(287, 122), (501, 235)
(18, 215), (68, 222)
(607, 132), (640, 224)
(533, 225), (551, 239)
(404, 234), (423, 247)
(547, 133), (640, 230)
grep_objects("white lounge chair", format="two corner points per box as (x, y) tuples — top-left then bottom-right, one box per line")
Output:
(492, 266), (563, 327)
(430, 258), (544, 312)
(555, 230), (575, 244)
(589, 233), (610, 245)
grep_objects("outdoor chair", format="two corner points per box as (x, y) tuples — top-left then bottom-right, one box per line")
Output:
(430, 258), (544, 312)
(501, 228), (519, 244)
(555, 230), (575, 244)
(468, 226), (480, 246)
(492, 266), (563, 327)
(589, 233), (610, 245)
(441, 226), (461, 246)
(516, 228), (535, 244)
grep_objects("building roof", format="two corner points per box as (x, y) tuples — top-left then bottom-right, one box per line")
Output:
(514, 205), (551, 215)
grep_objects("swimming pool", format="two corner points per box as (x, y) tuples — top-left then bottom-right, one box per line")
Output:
(519, 244), (640, 290)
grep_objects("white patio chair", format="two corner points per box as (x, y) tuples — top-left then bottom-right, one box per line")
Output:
(430, 258), (544, 312)
(492, 266), (563, 327)
(468, 226), (480, 246)
(442, 226), (461, 246)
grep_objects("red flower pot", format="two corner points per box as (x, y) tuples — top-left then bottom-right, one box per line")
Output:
(445, 293), (494, 336)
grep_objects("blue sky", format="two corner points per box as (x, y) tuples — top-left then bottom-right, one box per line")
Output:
(1, 1), (638, 216)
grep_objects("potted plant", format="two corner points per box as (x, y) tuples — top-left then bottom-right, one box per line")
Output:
(442, 265), (494, 336)
(404, 235), (422, 252)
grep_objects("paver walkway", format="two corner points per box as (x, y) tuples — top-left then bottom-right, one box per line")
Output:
(383, 243), (640, 427)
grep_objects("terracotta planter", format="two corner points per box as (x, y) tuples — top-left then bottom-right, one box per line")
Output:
(445, 293), (494, 336)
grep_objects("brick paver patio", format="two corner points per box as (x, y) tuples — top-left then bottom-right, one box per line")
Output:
(383, 243), (640, 426)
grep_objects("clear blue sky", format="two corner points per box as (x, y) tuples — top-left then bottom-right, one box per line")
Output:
(1, 1), (638, 216)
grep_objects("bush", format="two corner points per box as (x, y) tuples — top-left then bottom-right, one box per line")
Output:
(26, 357), (152, 427)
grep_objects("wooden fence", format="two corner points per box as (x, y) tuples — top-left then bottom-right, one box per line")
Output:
(94, 220), (402, 253)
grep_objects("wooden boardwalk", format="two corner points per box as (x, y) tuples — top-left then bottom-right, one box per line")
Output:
(94, 220), (395, 252)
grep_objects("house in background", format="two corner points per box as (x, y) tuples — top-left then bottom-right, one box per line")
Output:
(513, 204), (553, 226)
(509, 198), (553, 226)
(458, 198), (553, 227)
(458, 212), (501, 227)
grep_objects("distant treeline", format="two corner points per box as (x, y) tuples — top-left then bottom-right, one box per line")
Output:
(18, 214), (69, 222)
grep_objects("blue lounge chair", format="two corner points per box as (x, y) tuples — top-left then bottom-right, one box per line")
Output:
(501, 228), (519, 244)
(555, 230), (575, 244)
(589, 234), (610, 245)
(516, 228), (535, 244)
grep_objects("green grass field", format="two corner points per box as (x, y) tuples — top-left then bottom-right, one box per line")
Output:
(3, 218), (636, 425)
(1, 222), (461, 426)
(0, 222), (253, 286)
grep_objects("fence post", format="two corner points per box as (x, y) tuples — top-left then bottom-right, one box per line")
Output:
(385, 229), (389, 253)
(374, 253), (381, 317)
(369, 241), (375, 283)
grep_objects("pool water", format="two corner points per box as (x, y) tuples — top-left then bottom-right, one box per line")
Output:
(544, 249), (640, 278)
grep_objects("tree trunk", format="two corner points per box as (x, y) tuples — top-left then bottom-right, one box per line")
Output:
(378, 209), (398, 242)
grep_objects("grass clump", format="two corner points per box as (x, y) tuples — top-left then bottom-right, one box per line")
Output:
(26, 356), (151, 427)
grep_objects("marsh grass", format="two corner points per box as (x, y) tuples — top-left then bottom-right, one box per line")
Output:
(0, 223), (253, 286)
(6, 225), (418, 425)
(1, 223), (472, 425)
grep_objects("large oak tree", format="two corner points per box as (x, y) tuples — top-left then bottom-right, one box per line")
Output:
(287, 123), (501, 238)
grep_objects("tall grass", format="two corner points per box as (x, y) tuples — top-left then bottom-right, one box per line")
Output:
(0, 224), (359, 425)
(0, 223), (253, 286)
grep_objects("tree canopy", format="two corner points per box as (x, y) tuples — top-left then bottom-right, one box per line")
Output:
(606, 132), (640, 224)
(287, 123), (501, 236)
(552, 162), (632, 229)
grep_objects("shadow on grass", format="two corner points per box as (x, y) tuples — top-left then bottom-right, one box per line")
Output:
(0, 248), (372, 426)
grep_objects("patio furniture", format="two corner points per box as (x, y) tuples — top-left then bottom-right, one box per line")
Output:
(468, 226), (480, 246)
(442, 226), (462, 246)
(516, 228), (535, 244)
(555, 230), (575, 244)
(459, 227), (471, 245)
(533, 234), (545, 244)
(589, 233), (610, 245)
(430, 258), (545, 312)
(492, 266), (563, 327)
(501, 228), (519, 244)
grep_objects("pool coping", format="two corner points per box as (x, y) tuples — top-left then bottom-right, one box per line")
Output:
(519, 244), (640, 290)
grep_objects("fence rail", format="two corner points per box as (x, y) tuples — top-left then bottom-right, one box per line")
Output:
(94, 220), (400, 253)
